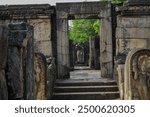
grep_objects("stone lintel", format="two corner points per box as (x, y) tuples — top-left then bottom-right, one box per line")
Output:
(0, 4), (55, 19)
(56, 2), (110, 19)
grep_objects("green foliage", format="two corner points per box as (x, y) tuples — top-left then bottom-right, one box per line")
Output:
(69, 19), (100, 43)
(69, 0), (127, 43)
(93, 20), (100, 34)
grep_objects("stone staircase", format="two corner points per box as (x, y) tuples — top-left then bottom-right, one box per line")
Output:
(52, 79), (120, 100)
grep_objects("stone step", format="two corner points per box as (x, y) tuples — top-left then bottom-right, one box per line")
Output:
(55, 80), (117, 87)
(54, 85), (118, 93)
(52, 91), (120, 100)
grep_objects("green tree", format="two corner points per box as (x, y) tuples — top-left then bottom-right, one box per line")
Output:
(69, 0), (127, 43)
(69, 19), (100, 43)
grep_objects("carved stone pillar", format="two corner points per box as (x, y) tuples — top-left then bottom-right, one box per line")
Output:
(7, 23), (35, 99)
(124, 48), (150, 100)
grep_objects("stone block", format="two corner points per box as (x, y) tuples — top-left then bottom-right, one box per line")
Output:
(29, 19), (52, 57)
(116, 39), (147, 54)
(34, 41), (52, 57)
(117, 17), (150, 28)
(116, 28), (150, 39)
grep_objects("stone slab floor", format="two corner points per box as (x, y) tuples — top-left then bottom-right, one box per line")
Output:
(71, 66), (101, 79)
(59, 66), (115, 83)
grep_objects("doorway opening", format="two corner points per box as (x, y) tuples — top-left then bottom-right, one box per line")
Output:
(68, 19), (101, 80)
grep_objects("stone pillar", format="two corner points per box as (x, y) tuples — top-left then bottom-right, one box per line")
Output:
(0, 26), (8, 100)
(57, 18), (70, 79)
(69, 40), (74, 70)
(89, 37), (95, 68)
(7, 23), (35, 99)
(100, 4), (113, 78)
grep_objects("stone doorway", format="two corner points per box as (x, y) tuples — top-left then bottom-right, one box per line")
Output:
(56, 1), (115, 79)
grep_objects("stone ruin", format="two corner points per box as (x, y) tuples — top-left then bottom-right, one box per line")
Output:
(0, 0), (150, 100)
(124, 49), (150, 99)
(0, 4), (57, 100)
(115, 0), (150, 99)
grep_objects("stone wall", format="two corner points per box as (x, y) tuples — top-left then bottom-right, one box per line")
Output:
(0, 26), (8, 100)
(0, 4), (55, 58)
(116, 17), (150, 55)
(29, 19), (53, 57)
(0, 5), (57, 100)
(115, 0), (150, 99)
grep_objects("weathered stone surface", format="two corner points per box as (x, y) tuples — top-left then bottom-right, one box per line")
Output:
(0, 4), (55, 58)
(34, 53), (47, 100)
(7, 23), (35, 99)
(89, 37), (95, 68)
(0, 4), (54, 19)
(0, 26), (8, 69)
(89, 36), (100, 69)
(124, 49), (150, 100)
(116, 39), (148, 55)
(56, 2), (110, 19)
(46, 57), (57, 99)
(0, 26), (8, 100)
(117, 65), (125, 100)
(0, 70), (8, 100)
(7, 47), (24, 99)
(24, 26), (35, 100)
(100, 6), (113, 78)
(57, 18), (70, 78)
(29, 19), (52, 57)
(116, 28), (150, 39)
(117, 17), (150, 28)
